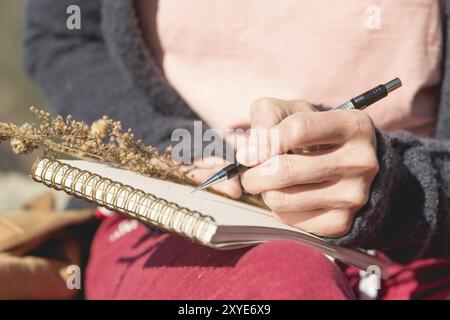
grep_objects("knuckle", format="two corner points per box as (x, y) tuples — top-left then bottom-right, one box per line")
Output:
(349, 110), (374, 138)
(250, 97), (276, 115)
(339, 184), (369, 209)
(364, 156), (380, 178)
(368, 151), (380, 175)
(357, 149), (380, 178)
(352, 190), (369, 208)
(311, 210), (355, 237)
(297, 100), (317, 112)
(289, 115), (309, 145)
(326, 154), (342, 176)
(333, 212), (354, 236)
(277, 156), (296, 183)
(342, 145), (379, 178)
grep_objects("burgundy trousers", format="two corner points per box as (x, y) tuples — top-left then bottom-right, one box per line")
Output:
(85, 216), (450, 300)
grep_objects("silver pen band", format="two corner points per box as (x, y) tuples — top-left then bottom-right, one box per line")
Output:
(335, 101), (355, 110)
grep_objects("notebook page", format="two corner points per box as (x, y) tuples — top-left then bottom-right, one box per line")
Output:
(61, 159), (315, 236)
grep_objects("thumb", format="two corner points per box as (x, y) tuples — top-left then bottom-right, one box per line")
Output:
(235, 128), (279, 166)
(249, 98), (317, 129)
(237, 98), (317, 166)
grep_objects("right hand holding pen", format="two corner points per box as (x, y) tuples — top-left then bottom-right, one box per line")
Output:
(236, 98), (379, 237)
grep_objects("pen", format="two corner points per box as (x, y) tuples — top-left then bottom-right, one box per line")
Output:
(195, 77), (402, 192)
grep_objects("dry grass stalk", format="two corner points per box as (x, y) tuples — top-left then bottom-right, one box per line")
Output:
(0, 107), (192, 184)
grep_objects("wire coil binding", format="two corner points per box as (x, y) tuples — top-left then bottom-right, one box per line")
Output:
(31, 158), (217, 245)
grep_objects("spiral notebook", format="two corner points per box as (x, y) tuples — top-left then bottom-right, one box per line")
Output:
(30, 158), (389, 278)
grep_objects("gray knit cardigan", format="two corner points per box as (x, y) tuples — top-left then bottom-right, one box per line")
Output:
(24, 0), (450, 263)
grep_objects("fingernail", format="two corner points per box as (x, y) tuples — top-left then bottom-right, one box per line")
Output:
(236, 144), (257, 165)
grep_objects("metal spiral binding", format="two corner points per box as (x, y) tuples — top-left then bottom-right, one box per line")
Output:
(31, 158), (217, 244)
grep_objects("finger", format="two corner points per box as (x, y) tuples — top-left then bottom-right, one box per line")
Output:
(261, 181), (338, 213)
(250, 98), (317, 129)
(273, 208), (355, 238)
(241, 140), (377, 193)
(262, 178), (369, 214)
(241, 153), (340, 194)
(181, 159), (226, 177)
(212, 177), (243, 199)
(237, 109), (372, 166)
(191, 157), (229, 170)
(183, 157), (230, 181)
(276, 110), (373, 154)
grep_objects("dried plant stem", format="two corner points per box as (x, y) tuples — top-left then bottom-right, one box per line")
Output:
(0, 107), (192, 185)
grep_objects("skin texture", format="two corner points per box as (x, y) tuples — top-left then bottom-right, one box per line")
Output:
(188, 98), (379, 238)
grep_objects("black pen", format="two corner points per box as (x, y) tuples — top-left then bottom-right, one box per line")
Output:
(195, 77), (402, 192)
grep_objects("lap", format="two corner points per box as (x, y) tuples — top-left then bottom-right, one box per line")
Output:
(85, 216), (354, 299)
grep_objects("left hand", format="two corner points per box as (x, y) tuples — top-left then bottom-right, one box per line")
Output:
(236, 98), (379, 237)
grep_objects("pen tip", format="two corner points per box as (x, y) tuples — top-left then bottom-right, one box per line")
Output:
(195, 170), (228, 192)
(192, 185), (206, 193)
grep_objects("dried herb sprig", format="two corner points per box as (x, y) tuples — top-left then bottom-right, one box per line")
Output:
(0, 107), (192, 184)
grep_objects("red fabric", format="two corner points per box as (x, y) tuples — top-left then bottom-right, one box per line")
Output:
(86, 216), (354, 299)
(342, 258), (450, 300)
(85, 216), (450, 300)
(383, 259), (450, 299)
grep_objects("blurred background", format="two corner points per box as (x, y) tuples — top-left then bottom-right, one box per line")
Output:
(0, 1), (67, 210)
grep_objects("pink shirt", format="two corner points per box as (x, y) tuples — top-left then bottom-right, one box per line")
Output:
(136, 0), (443, 137)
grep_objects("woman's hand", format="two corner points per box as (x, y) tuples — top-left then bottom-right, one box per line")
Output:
(236, 98), (379, 237)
